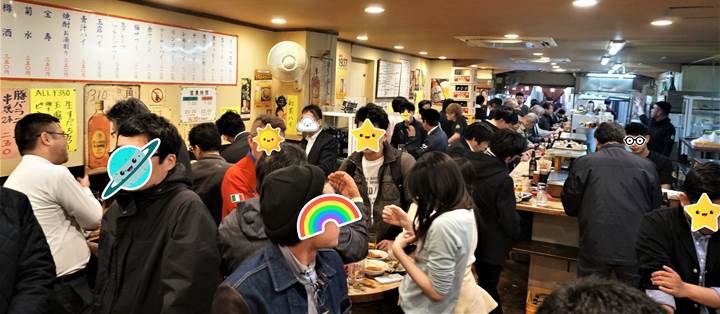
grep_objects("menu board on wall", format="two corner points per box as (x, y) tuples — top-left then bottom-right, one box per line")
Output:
(375, 59), (402, 99)
(0, 0), (238, 85)
(399, 59), (410, 100)
(1, 88), (29, 159)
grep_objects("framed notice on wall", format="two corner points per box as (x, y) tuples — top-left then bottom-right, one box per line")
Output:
(375, 59), (402, 99)
(0, 0), (238, 85)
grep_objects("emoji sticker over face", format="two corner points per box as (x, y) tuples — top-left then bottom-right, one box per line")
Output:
(101, 138), (160, 200)
(684, 193), (720, 232)
(624, 136), (647, 147)
(297, 194), (362, 240)
(351, 119), (386, 153)
(252, 123), (285, 155)
(296, 116), (320, 133)
(401, 111), (411, 122)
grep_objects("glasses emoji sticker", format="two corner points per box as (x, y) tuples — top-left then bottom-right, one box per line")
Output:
(624, 136), (647, 146)
(252, 123), (285, 155)
(684, 193), (720, 232)
(351, 119), (386, 153)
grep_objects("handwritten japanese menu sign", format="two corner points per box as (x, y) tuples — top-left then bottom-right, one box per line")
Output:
(30, 88), (78, 152)
(180, 87), (216, 123)
(285, 95), (299, 136)
(0, 0), (238, 85)
(1, 88), (29, 159)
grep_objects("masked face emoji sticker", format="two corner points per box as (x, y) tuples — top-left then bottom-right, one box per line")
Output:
(401, 111), (411, 122)
(296, 116), (320, 133)
(351, 119), (386, 153)
(252, 123), (285, 155)
(684, 193), (720, 232)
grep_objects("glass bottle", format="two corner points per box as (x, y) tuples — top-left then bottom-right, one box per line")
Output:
(87, 100), (111, 169)
(311, 68), (320, 105)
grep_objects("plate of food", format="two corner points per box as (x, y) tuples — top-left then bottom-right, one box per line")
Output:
(368, 249), (389, 260)
(515, 192), (532, 202)
(365, 259), (389, 277)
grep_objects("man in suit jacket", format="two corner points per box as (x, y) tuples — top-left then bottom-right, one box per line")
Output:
(410, 108), (447, 157)
(217, 111), (250, 164)
(299, 105), (339, 176)
(637, 162), (720, 314)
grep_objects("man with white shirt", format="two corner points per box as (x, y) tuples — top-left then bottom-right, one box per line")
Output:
(300, 105), (338, 176)
(5, 113), (102, 314)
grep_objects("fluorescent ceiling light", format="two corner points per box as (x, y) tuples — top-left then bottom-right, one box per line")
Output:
(607, 40), (626, 56)
(533, 52), (544, 56)
(552, 68), (567, 72)
(356, 35), (368, 41)
(471, 65), (478, 68)
(481, 67), (487, 69)
(364, 5), (384, 14)
(271, 18), (287, 24)
(552, 65), (560, 69)
(611, 62), (623, 70)
(419, 51), (428, 55)
(588, 73), (636, 79)
(394, 45), (404, 49)
(504, 34), (519, 39)
(550, 62), (557, 65)
(600, 55), (610, 65)
(651, 19), (673, 26)
(438, 56), (447, 60)
(573, 0), (598, 7)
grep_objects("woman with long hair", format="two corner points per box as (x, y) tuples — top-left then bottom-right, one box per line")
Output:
(383, 152), (496, 313)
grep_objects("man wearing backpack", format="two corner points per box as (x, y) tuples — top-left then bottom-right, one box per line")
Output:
(339, 104), (416, 251)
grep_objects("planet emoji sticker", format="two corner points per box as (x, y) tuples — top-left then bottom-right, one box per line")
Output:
(252, 123), (285, 155)
(101, 138), (161, 200)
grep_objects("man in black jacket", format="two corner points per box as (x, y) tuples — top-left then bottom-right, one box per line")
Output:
(563, 122), (662, 286)
(189, 123), (231, 225)
(0, 187), (55, 314)
(637, 163), (720, 314)
(216, 111), (250, 164)
(638, 101), (676, 157)
(469, 129), (525, 313)
(299, 105), (339, 176)
(391, 101), (426, 156)
(92, 113), (220, 314)
(625, 122), (674, 190)
(410, 108), (448, 157)
(448, 122), (494, 157)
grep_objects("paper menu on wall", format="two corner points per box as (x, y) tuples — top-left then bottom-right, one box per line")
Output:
(30, 88), (78, 152)
(180, 87), (216, 123)
(376, 60), (402, 98)
(1, 88), (29, 159)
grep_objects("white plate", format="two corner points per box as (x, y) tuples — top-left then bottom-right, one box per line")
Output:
(365, 259), (389, 277)
(367, 249), (389, 260)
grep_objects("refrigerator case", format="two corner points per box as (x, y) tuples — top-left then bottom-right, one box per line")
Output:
(682, 96), (720, 139)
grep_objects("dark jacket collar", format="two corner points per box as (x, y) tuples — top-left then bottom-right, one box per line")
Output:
(348, 141), (402, 167)
(598, 143), (626, 151)
(114, 164), (191, 216)
(264, 244), (338, 292)
(199, 154), (226, 162)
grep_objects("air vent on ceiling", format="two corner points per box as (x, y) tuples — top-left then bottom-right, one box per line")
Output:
(510, 57), (572, 64)
(456, 36), (558, 50)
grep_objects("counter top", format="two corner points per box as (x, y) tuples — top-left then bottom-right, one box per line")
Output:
(516, 200), (566, 216)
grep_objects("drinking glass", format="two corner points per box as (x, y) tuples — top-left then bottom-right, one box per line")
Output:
(536, 183), (548, 206)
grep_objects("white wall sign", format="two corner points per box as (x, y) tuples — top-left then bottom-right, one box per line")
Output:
(0, 0), (238, 85)
(180, 87), (216, 123)
(399, 59), (411, 100)
(375, 59), (402, 99)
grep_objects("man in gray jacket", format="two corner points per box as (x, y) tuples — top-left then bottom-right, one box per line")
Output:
(562, 122), (662, 286)
(218, 143), (368, 275)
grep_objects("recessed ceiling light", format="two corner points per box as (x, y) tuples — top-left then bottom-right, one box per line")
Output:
(550, 62), (557, 65)
(356, 35), (368, 41)
(271, 18), (287, 24)
(651, 19), (673, 26)
(393, 45), (404, 49)
(573, 0), (598, 7)
(481, 67), (487, 69)
(553, 68), (567, 72)
(419, 51), (428, 55)
(533, 52), (544, 56)
(504, 33), (519, 39)
(471, 65), (478, 68)
(552, 65), (560, 68)
(438, 56), (447, 60)
(364, 5), (385, 14)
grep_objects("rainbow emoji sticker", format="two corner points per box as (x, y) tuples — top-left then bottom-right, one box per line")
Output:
(297, 194), (363, 240)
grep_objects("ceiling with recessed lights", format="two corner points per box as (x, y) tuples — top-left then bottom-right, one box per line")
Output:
(133, 0), (719, 75)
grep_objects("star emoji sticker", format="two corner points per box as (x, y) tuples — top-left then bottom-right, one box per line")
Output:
(252, 123), (285, 155)
(684, 193), (720, 232)
(351, 119), (386, 153)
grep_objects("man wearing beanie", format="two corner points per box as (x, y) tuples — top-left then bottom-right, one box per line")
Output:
(638, 101), (676, 157)
(212, 165), (353, 314)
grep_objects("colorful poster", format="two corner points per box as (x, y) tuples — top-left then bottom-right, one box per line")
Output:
(180, 87), (216, 123)
(30, 88), (78, 152)
(285, 95), (299, 136)
(0, 0), (237, 84)
(335, 54), (348, 100)
(240, 78), (251, 115)
(1, 88), (29, 159)
(254, 70), (273, 117)
(309, 57), (332, 106)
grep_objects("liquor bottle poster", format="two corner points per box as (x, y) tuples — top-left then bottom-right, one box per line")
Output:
(83, 84), (140, 169)
(0, 88), (29, 160)
(240, 78), (252, 115)
(309, 57), (333, 107)
(430, 78), (450, 104)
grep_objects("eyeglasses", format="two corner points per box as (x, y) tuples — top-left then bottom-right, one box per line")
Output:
(39, 131), (69, 139)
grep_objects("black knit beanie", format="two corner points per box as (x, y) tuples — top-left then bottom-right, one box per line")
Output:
(260, 164), (326, 245)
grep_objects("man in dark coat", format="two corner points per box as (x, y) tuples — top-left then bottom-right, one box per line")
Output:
(189, 123), (231, 225)
(391, 101), (426, 157)
(469, 129), (525, 313)
(411, 108), (448, 157)
(637, 162), (720, 314)
(563, 122), (662, 286)
(448, 122), (494, 157)
(0, 187), (55, 314)
(216, 111), (250, 164)
(92, 114), (220, 314)
(299, 105), (339, 176)
(639, 101), (676, 157)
